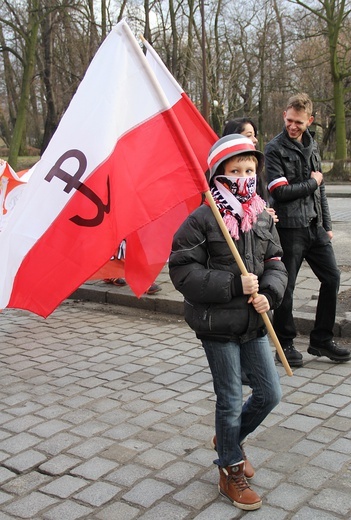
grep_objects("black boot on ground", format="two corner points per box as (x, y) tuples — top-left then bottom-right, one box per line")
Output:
(275, 343), (303, 367)
(308, 340), (350, 362)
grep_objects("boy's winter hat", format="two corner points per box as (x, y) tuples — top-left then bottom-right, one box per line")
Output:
(207, 134), (264, 180)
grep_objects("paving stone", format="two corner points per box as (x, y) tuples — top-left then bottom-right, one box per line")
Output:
(317, 392), (350, 407)
(310, 449), (350, 472)
(279, 414), (323, 432)
(103, 423), (142, 440)
(70, 456), (118, 479)
(253, 468), (285, 490)
(106, 463), (151, 486)
(337, 403), (351, 418)
(284, 391), (316, 406)
(328, 437), (351, 453)
(265, 452), (306, 474)
(129, 410), (167, 427)
(0, 512), (17, 520)
(142, 389), (179, 403)
(0, 466), (16, 484)
(192, 501), (241, 519)
(173, 481), (218, 509)
(184, 448), (214, 467)
(158, 461), (202, 485)
(39, 454), (81, 475)
(67, 437), (114, 458)
(307, 426), (341, 443)
(100, 444), (137, 464)
(323, 415), (351, 431)
(119, 438), (152, 452)
(0, 490), (13, 505)
(122, 478), (174, 507)
(299, 402), (338, 419)
(29, 419), (71, 438)
(288, 465), (333, 489)
(291, 506), (340, 519)
(40, 475), (88, 498)
(266, 483), (313, 511)
(2, 471), (52, 495)
(37, 432), (82, 456)
(2, 491), (58, 518)
(138, 501), (190, 519)
(74, 481), (121, 506)
(42, 500), (93, 520)
(0, 432), (40, 454)
(309, 488), (351, 516)
(70, 420), (109, 437)
(95, 501), (140, 520)
(3, 415), (44, 433)
(3, 449), (47, 472)
(289, 438), (324, 456)
(156, 435), (200, 455)
(136, 448), (177, 469)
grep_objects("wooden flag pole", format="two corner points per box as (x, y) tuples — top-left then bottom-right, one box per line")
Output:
(205, 190), (293, 377)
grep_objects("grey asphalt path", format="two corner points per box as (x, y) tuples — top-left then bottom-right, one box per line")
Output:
(0, 301), (350, 519)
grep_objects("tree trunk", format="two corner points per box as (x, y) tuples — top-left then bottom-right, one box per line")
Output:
(40, 7), (58, 154)
(8, 1), (40, 169)
(333, 78), (347, 161)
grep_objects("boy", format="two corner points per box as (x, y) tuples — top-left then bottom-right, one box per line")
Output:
(169, 134), (288, 510)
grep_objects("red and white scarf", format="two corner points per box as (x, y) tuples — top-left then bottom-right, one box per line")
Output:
(211, 175), (266, 240)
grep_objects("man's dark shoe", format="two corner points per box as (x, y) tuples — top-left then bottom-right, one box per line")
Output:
(307, 340), (351, 362)
(275, 344), (303, 367)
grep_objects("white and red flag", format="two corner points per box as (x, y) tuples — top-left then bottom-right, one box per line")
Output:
(0, 20), (216, 317)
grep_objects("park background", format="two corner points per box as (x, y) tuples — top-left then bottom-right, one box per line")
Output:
(0, 0), (351, 178)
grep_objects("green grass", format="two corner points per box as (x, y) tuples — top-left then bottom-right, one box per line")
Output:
(0, 156), (39, 171)
(17, 156), (40, 170)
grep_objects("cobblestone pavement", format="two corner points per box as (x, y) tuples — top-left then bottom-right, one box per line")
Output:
(0, 302), (350, 519)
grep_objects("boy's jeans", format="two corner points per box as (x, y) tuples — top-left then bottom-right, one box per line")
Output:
(202, 335), (281, 468)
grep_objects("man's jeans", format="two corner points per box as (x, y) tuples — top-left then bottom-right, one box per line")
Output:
(202, 335), (281, 468)
(274, 224), (340, 347)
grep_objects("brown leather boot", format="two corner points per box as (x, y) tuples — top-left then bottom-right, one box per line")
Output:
(211, 435), (255, 479)
(218, 462), (262, 510)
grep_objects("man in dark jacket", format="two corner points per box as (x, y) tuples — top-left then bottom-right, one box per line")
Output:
(265, 92), (350, 367)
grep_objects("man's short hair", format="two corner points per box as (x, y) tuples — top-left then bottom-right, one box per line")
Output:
(286, 93), (313, 117)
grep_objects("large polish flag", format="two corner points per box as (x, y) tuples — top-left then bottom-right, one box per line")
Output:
(0, 20), (216, 317)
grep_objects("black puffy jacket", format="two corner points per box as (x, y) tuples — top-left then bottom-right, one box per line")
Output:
(169, 204), (288, 343)
(265, 128), (332, 231)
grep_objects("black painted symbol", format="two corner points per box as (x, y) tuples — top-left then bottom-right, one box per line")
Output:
(45, 150), (110, 227)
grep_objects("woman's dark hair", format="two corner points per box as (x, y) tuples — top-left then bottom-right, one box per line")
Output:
(222, 118), (258, 137)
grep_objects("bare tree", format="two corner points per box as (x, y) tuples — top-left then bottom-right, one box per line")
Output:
(5, 0), (41, 169)
(289, 0), (351, 169)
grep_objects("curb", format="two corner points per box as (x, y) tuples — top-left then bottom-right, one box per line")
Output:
(70, 286), (184, 316)
(69, 287), (351, 338)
